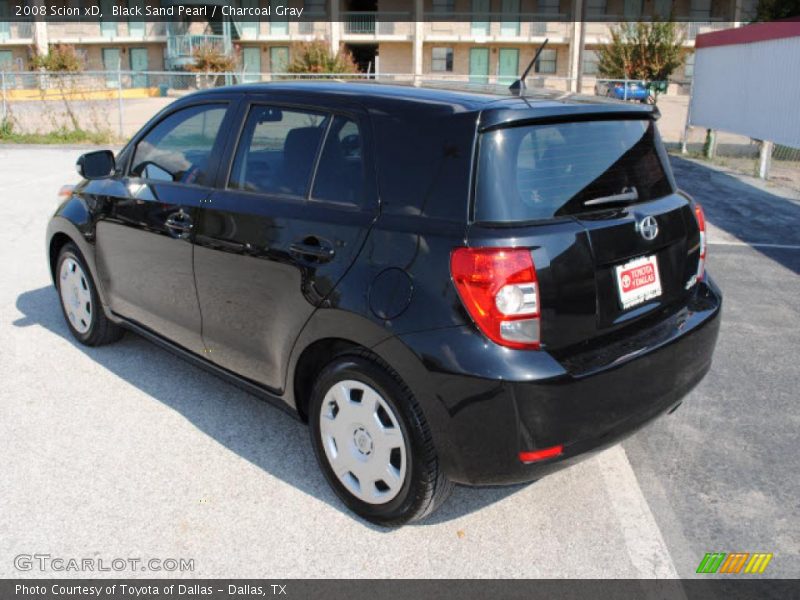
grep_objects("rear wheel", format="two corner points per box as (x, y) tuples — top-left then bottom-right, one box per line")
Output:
(56, 243), (123, 346)
(309, 352), (452, 526)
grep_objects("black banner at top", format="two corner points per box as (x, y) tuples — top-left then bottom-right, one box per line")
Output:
(1, 0), (765, 23)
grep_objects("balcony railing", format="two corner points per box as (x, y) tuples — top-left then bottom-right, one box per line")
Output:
(236, 20), (331, 39)
(585, 19), (732, 41)
(0, 21), (34, 41)
(683, 20), (731, 40)
(342, 12), (413, 36)
(46, 22), (166, 41)
(424, 15), (570, 40)
(167, 34), (228, 61)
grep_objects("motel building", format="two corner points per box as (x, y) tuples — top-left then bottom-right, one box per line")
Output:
(1, 0), (757, 94)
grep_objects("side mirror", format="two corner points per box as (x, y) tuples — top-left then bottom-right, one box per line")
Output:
(76, 150), (115, 179)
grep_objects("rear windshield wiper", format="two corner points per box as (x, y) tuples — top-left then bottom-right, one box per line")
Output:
(583, 187), (639, 206)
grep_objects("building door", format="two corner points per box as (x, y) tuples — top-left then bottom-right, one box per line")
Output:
(0, 50), (12, 69)
(469, 47), (489, 84)
(101, 0), (118, 38)
(242, 47), (261, 82)
(241, 0), (259, 38)
(471, 0), (490, 37)
(500, 0), (520, 37)
(498, 48), (519, 85)
(270, 0), (288, 35)
(269, 46), (289, 74)
(128, 0), (145, 36)
(129, 47), (148, 87)
(102, 48), (121, 87)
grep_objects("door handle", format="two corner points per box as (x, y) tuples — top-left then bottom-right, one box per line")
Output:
(165, 211), (193, 237)
(289, 238), (335, 262)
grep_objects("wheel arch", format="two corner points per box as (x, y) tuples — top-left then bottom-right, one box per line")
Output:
(46, 211), (112, 317)
(286, 308), (398, 421)
(48, 231), (74, 283)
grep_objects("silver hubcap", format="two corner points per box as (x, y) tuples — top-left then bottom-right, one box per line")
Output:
(319, 380), (407, 505)
(59, 258), (92, 334)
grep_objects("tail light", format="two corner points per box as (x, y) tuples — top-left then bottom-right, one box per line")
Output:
(694, 203), (707, 281)
(519, 445), (563, 464)
(450, 247), (540, 350)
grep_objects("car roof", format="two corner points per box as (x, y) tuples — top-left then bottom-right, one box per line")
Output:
(196, 80), (658, 126)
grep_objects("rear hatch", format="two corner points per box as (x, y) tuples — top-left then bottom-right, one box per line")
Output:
(467, 110), (703, 362)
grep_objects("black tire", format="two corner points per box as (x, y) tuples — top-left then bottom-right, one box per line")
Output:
(309, 351), (453, 527)
(56, 243), (124, 346)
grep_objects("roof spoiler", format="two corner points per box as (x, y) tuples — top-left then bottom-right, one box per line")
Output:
(509, 38), (549, 97)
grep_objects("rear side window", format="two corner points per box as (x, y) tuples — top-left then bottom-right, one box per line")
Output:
(312, 115), (366, 206)
(229, 105), (328, 197)
(474, 119), (672, 222)
(131, 104), (227, 186)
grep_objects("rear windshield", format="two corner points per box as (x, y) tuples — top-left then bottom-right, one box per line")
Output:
(474, 119), (673, 223)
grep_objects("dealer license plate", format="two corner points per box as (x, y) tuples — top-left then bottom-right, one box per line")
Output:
(615, 255), (662, 309)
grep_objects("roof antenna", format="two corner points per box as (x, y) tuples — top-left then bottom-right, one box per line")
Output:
(509, 38), (548, 96)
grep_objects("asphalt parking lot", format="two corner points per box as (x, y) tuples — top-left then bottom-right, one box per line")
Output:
(1, 146), (798, 579)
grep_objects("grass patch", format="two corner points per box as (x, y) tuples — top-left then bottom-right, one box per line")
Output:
(0, 120), (115, 145)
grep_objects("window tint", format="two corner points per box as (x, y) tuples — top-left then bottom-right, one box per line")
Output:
(312, 115), (365, 206)
(131, 104), (226, 185)
(229, 105), (327, 197)
(475, 119), (673, 222)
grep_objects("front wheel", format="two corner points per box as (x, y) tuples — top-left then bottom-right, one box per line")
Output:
(309, 352), (452, 526)
(56, 243), (123, 346)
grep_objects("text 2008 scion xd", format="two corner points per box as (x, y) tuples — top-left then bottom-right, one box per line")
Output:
(47, 82), (721, 526)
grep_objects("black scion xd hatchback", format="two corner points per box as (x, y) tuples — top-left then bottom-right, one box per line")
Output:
(47, 82), (721, 526)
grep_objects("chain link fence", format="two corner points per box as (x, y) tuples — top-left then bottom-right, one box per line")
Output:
(0, 69), (577, 141)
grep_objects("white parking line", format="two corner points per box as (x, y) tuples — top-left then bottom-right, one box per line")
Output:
(597, 445), (681, 579)
(708, 240), (800, 250)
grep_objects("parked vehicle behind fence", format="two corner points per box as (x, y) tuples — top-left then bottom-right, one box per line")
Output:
(595, 79), (652, 103)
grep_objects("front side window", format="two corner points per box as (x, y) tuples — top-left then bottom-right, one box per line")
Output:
(229, 105), (328, 197)
(534, 48), (557, 74)
(431, 47), (453, 72)
(312, 115), (366, 206)
(130, 104), (227, 185)
(475, 119), (672, 222)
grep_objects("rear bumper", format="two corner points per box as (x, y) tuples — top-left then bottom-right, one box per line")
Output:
(373, 278), (722, 485)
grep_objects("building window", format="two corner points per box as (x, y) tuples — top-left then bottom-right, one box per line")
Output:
(690, 0), (712, 18)
(583, 49), (599, 75)
(534, 48), (557, 74)
(684, 52), (694, 78)
(585, 0), (607, 17)
(539, 0), (560, 15)
(432, 47), (453, 72)
(432, 0), (454, 15)
(0, 51), (14, 70)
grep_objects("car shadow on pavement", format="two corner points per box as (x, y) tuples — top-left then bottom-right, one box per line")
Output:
(14, 286), (524, 529)
(670, 156), (800, 275)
